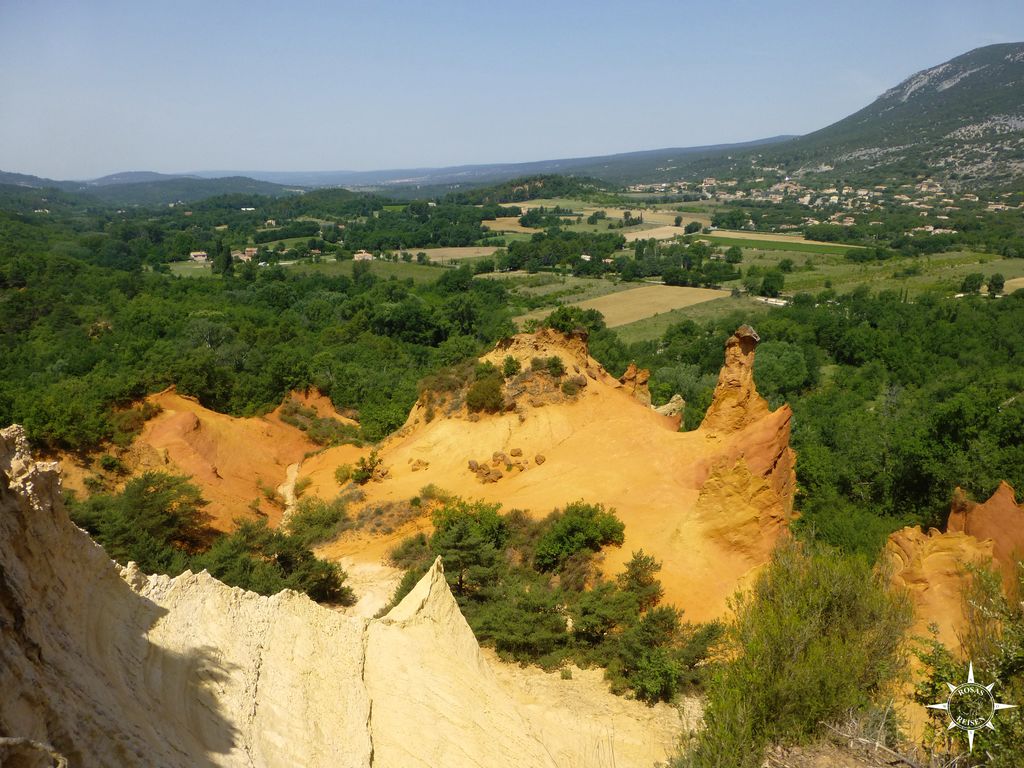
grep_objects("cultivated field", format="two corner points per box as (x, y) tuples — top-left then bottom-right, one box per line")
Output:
(614, 295), (773, 343)
(415, 246), (500, 263)
(517, 284), (730, 328)
(482, 198), (713, 241)
(624, 225), (687, 242)
(729, 248), (1024, 297)
(709, 229), (849, 246)
(1005, 276), (1024, 294)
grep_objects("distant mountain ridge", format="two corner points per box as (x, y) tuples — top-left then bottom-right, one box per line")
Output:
(87, 171), (199, 187)
(0, 171), (299, 206)
(194, 136), (797, 189)
(4, 42), (1022, 198)
(765, 42), (1024, 187)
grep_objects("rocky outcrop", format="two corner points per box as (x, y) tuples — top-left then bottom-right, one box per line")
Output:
(884, 484), (1024, 652)
(700, 325), (771, 434)
(947, 482), (1024, 588)
(885, 525), (994, 649)
(654, 393), (685, 419)
(618, 363), (651, 406)
(0, 425), (683, 768)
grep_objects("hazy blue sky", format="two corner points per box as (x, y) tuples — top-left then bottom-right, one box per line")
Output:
(1, 0), (1022, 179)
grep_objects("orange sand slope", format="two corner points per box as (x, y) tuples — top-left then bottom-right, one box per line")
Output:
(132, 388), (343, 529)
(319, 325), (796, 623)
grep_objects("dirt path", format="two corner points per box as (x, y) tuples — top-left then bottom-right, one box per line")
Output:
(278, 462), (302, 523)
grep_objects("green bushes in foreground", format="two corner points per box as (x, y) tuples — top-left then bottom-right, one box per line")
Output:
(70, 471), (354, 605)
(916, 565), (1024, 763)
(675, 541), (912, 768)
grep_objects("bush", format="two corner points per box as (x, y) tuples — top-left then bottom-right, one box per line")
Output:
(288, 496), (349, 548)
(543, 356), (566, 377)
(69, 471), (353, 604)
(676, 541), (912, 768)
(466, 374), (504, 412)
(334, 464), (352, 484)
(534, 501), (625, 572)
(465, 362), (505, 413)
(98, 453), (127, 474)
(502, 355), (522, 378)
(352, 449), (381, 484)
(196, 518), (354, 604)
(560, 378), (580, 396)
(916, 565), (1024, 762)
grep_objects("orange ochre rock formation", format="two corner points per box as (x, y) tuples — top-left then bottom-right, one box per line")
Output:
(320, 325), (797, 623)
(886, 482), (1024, 650)
(129, 387), (360, 529)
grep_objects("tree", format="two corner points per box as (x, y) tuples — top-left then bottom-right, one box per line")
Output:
(534, 501), (625, 572)
(759, 269), (785, 297)
(616, 549), (664, 611)
(430, 500), (506, 597)
(684, 221), (702, 234)
(502, 355), (522, 378)
(674, 215), (683, 227)
(961, 272), (984, 294)
(989, 273), (1005, 296)
(724, 246), (743, 264)
(211, 240), (233, 276)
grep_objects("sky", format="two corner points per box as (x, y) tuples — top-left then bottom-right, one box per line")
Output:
(1, 0), (1022, 179)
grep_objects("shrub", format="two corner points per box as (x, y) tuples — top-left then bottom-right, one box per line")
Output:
(288, 496), (349, 548)
(502, 355), (522, 378)
(546, 356), (566, 377)
(560, 378), (580, 396)
(352, 449), (382, 484)
(533, 501), (625, 572)
(676, 541), (912, 768)
(196, 518), (354, 605)
(98, 453), (126, 474)
(466, 375), (504, 412)
(530, 355), (567, 378)
(278, 398), (362, 446)
(916, 565), (1024, 762)
(466, 362), (505, 413)
(69, 471), (353, 604)
(334, 464), (352, 484)
(389, 531), (430, 569)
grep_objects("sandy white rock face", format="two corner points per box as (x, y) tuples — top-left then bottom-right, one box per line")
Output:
(0, 424), (685, 768)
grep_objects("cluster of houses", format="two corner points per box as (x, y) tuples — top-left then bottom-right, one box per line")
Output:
(189, 247), (259, 263)
(631, 173), (1022, 239)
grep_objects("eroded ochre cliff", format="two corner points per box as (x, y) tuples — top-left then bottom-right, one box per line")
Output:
(0, 425), (686, 768)
(317, 325), (797, 622)
(885, 482), (1024, 650)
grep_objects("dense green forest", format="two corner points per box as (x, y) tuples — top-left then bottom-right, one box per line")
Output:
(444, 174), (617, 205)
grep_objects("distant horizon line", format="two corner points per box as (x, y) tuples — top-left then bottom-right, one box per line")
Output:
(2, 133), (801, 184)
